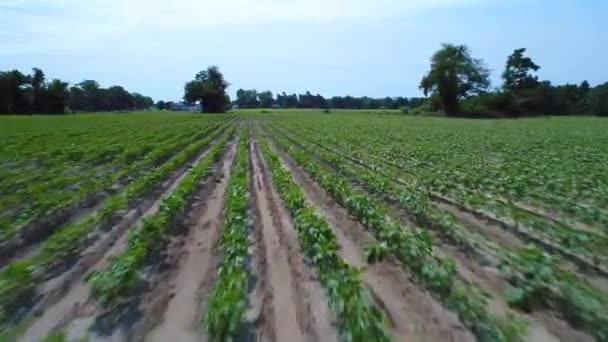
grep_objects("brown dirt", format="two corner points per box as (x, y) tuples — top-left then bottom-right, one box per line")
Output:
(142, 139), (238, 342)
(264, 131), (476, 342)
(249, 132), (336, 341)
(18, 137), (221, 342)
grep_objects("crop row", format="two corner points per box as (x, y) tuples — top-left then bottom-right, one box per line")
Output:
(261, 123), (524, 342)
(267, 123), (608, 342)
(0, 118), (234, 245)
(254, 125), (391, 341)
(0, 121), (234, 327)
(274, 115), (608, 229)
(203, 127), (250, 340)
(87, 125), (236, 305)
(0, 117), (231, 228)
(271, 122), (608, 269)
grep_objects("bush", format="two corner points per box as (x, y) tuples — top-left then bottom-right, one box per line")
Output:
(401, 102), (434, 116)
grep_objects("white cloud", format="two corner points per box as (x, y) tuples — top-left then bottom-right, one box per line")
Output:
(2, 0), (480, 33)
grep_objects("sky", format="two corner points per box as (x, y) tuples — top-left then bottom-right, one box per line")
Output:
(1, 0), (607, 102)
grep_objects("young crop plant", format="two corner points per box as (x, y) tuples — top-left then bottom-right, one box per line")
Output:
(254, 127), (390, 342)
(203, 127), (250, 340)
(0, 121), (235, 324)
(87, 127), (236, 305)
(269, 123), (608, 342)
(263, 124), (525, 342)
(1, 117), (233, 244)
(276, 120), (608, 268)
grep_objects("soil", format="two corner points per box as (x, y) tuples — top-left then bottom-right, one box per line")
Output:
(248, 129), (336, 341)
(142, 139), (238, 342)
(18, 135), (223, 342)
(264, 130), (476, 342)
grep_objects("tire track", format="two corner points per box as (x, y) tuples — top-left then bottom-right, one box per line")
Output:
(248, 132), (336, 341)
(142, 138), (238, 342)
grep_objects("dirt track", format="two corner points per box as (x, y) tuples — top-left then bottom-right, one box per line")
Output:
(143, 139), (238, 342)
(248, 130), (336, 341)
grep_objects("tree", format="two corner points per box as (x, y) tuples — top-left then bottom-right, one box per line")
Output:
(184, 66), (230, 113)
(503, 48), (540, 91)
(258, 90), (274, 108)
(588, 83), (608, 116)
(78, 80), (101, 111)
(420, 43), (490, 115)
(31, 68), (46, 112)
(235, 88), (260, 108)
(108, 86), (133, 110)
(0, 70), (31, 113)
(45, 79), (68, 113)
(155, 100), (166, 110)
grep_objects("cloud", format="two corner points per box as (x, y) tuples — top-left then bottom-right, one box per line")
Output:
(2, 0), (480, 37)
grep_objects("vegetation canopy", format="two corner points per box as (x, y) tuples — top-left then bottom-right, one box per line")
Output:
(420, 43), (490, 115)
(183, 66), (230, 113)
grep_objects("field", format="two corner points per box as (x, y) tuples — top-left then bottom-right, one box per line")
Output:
(0, 110), (607, 342)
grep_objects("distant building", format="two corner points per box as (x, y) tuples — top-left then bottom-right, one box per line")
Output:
(170, 102), (201, 112)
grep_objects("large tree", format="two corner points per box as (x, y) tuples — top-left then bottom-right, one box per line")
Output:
(420, 44), (490, 115)
(184, 66), (230, 113)
(503, 48), (540, 91)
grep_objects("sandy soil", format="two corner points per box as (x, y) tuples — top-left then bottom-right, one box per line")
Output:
(264, 130), (476, 342)
(142, 139), (238, 342)
(18, 135), (224, 342)
(248, 130), (337, 342)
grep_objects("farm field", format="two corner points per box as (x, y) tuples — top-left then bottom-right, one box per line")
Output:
(0, 110), (607, 342)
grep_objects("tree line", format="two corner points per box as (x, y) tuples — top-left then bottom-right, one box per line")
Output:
(420, 45), (608, 117)
(0, 68), (153, 114)
(234, 89), (426, 110)
(181, 51), (607, 117)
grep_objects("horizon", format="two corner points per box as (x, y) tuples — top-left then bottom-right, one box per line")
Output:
(2, 0), (607, 102)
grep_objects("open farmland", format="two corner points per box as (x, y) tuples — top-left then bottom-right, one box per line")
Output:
(0, 110), (607, 342)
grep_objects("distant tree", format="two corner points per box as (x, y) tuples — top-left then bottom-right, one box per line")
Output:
(45, 79), (68, 113)
(503, 48), (540, 91)
(276, 92), (298, 108)
(297, 91), (315, 108)
(155, 100), (166, 110)
(0, 70), (31, 113)
(235, 88), (260, 108)
(258, 90), (274, 107)
(184, 66), (229, 113)
(420, 43), (490, 115)
(31, 68), (46, 112)
(588, 83), (608, 116)
(78, 80), (101, 111)
(107, 86), (133, 110)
